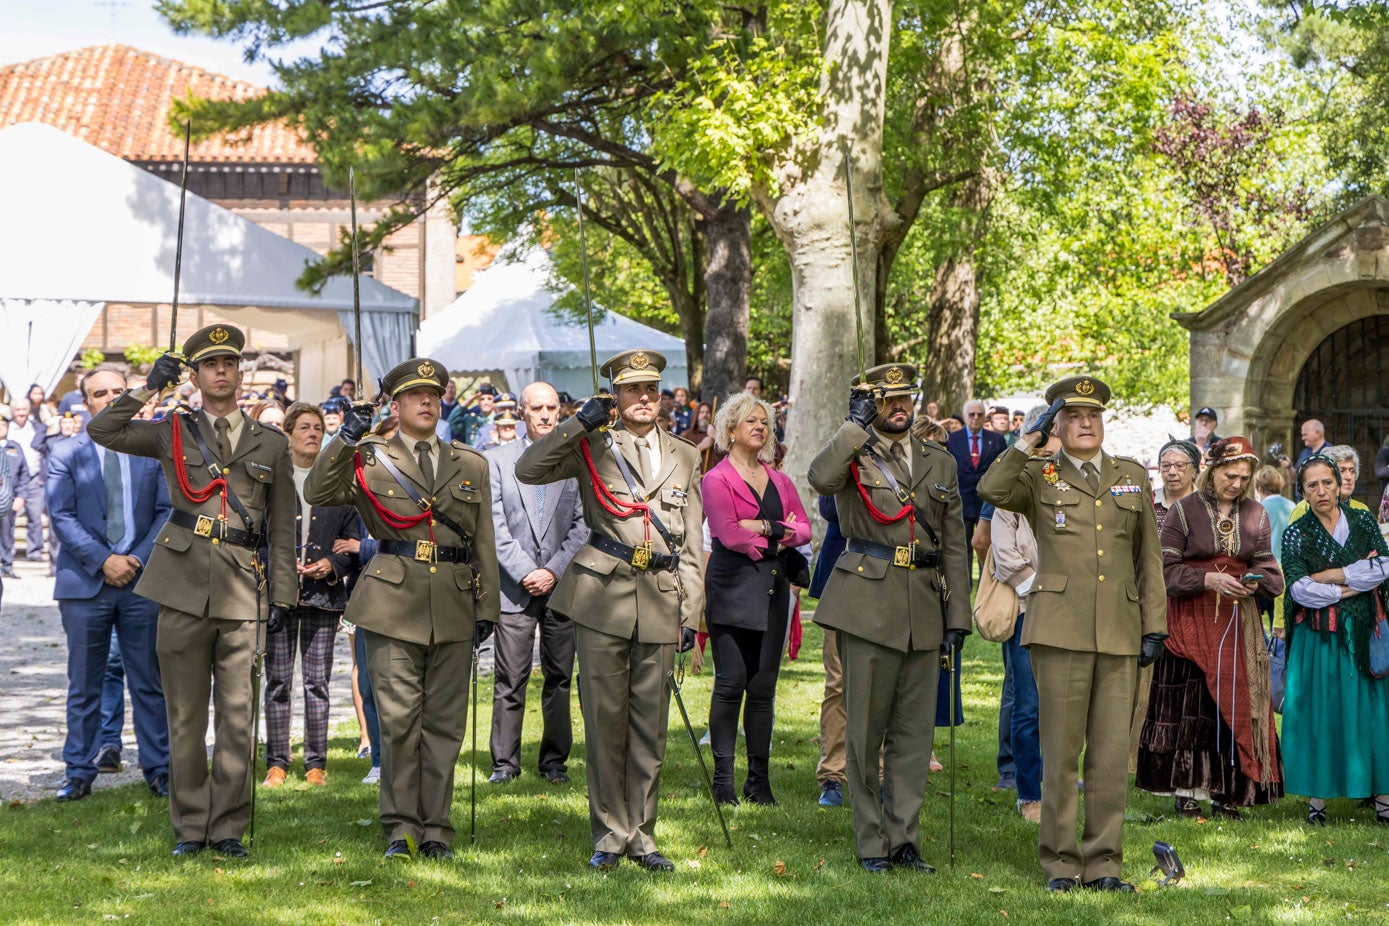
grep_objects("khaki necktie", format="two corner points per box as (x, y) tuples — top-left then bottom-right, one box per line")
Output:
(214, 416), (232, 463)
(889, 439), (909, 483)
(415, 440), (434, 488)
(634, 436), (652, 486)
(1082, 460), (1099, 495)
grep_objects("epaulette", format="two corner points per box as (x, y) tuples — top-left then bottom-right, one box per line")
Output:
(668, 431), (697, 449)
(451, 439), (486, 461)
(253, 421), (285, 437)
(1113, 454), (1145, 468)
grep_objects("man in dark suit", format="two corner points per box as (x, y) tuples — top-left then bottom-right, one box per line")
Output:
(946, 398), (1006, 580)
(483, 381), (587, 784)
(0, 412), (32, 579)
(47, 367), (172, 801)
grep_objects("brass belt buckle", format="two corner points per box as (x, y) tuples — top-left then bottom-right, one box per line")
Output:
(415, 540), (436, 563)
(631, 542), (652, 571)
(194, 515), (214, 538)
(893, 542), (916, 569)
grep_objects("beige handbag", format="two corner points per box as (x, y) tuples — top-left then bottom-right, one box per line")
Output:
(973, 547), (1019, 642)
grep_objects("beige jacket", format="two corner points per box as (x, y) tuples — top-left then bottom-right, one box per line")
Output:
(989, 508), (1039, 614)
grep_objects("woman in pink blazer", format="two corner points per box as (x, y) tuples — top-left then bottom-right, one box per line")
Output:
(702, 391), (811, 805)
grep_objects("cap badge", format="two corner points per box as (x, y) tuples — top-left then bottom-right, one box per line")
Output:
(630, 351), (650, 371)
(417, 361), (436, 378)
(1076, 378), (1095, 396)
(209, 327), (230, 344)
(885, 366), (904, 385)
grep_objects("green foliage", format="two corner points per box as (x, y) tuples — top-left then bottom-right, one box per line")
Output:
(122, 344), (164, 372)
(79, 348), (108, 371)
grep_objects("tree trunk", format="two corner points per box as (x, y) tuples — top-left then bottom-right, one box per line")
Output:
(699, 200), (752, 403)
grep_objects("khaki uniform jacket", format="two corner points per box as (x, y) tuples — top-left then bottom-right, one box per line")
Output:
(86, 393), (296, 619)
(514, 418), (704, 644)
(303, 432), (500, 646)
(808, 422), (971, 652)
(978, 447), (1166, 655)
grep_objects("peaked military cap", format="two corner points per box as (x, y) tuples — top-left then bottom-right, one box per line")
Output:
(382, 358), (449, 398)
(601, 349), (666, 386)
(1043, 374), (1111, 410)
(494, 406), (520, 426)
(852, 362), (918, 398)
(183, 323), (245, 364)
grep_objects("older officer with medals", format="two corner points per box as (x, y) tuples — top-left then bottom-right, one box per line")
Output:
(87, 324), (297, 859)
(304, 359), (500, 862)
(515, 349), (704, 873)
(979, 375), (1167, 893)
(808, 362), (971, 874)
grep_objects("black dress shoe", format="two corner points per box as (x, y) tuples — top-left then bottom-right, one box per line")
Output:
(385, 839), (413, 860)
(632, 851), (674, 872)
(890, 844), (936, 873)
(860, 856), (892, 873)
(213, 838), (249, 858)
(419, 840), (453, 860)
(541, 769), (570, 784)
(488, 769), (518, 784)
(1046, 877), (1077, 892)
(55, 777), (92, 801)
(95, 745), (122, 773)
(149, 773), (169, 797)
(172, 841), (205, 857)
(1083, 876), (1135, 892)
(1173, 796), (1201, 818)
(589, 851), (622, 870)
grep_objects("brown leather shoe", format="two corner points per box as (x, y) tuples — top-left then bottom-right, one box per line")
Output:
(1018, 801), (1042, 824)
(305, 768), (327, 787)
(263, 766), (288, 788)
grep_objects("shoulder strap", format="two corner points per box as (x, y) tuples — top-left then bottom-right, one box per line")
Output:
(860, 444), (940, 548)
(182, 413), (254, 533)
(605, 435), (679, 556)
(371, 447), (473, 545)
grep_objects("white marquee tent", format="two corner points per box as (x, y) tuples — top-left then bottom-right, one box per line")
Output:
(417, 251), (688, 397)
(0, 122), (417, 400)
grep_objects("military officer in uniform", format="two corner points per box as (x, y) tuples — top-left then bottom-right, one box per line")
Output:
(304, 359), (499, 861)
(86, 325), (296, 858)
(978, 375), (1166, 893)
(515, 349), (704, 872)
(808, 363), (971, 874)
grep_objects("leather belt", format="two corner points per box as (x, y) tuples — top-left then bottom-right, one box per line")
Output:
(168, 509), (259, 548)
(378, 538), (472, 564)
(846, 537), (940, 570)
(587, 532), (678, 572)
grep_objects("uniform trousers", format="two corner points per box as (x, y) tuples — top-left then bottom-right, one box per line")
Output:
(573, 624), (674, 857)
(265, 607), (339, 771)
(816, 627), (847, 785)
(490, 596), (574, 777)
(156, 605), (257, 844)
(1030, 644), (1138, 882)
(838, 631), (940, 859)
(364, 631), (471, 847)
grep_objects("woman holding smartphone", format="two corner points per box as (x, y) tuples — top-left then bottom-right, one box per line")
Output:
(1137, 436), (1286, 819)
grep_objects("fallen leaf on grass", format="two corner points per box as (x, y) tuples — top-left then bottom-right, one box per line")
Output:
(686, 860), (701, 870)
(773, 860), (788, 876)
(812, 858), (825, 871)
(697, 846), (709, 858)
(1000, 911), (1008, 918)
(718, 901), (730, 909)
(987, 887), (1006, 894)
(970, 872), (985, 879)
(494, 900), (506, 909)
(211, 856), (226, 862)
(334, 857), (345, 866)
(214, 868), (224, 875)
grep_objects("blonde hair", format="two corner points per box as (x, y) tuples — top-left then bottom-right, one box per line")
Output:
(712, 391), (777, 463)
(1195, 457), (1255, 502)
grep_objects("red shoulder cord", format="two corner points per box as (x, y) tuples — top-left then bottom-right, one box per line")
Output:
(352, 450), (437, 548)
(579, 438), (652, 547)
(169, 415), (228, 523)
(849, 461), (915, 545)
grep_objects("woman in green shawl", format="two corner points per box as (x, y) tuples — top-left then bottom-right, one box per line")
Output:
(1281, 455), (1389, 824)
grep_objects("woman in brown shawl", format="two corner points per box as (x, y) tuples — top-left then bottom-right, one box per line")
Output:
(1137, 436), (1286, 818)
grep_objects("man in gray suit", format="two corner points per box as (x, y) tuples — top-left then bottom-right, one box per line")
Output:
(483, 382), (588, 784)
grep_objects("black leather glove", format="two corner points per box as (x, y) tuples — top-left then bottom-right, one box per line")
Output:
(942, 628), (968, 655)
(475, 620), (495, 645)
(679, 627), (697, 653)
(267, 604), (290, 635)
(1139, 633), (1167, 668)
(145, 353), (184, 394)
(1026, 397), (1067, 441)
(339, 402), (375, 445)
(847, 386), (879, 430)
(575, 394), (616, 432)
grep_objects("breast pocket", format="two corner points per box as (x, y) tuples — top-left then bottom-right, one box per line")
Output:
(445, 481), (483, 539)
(1044, 494), (1081, 534)
(1112, 493), (1144, 538)
(242, 461), (272, 507)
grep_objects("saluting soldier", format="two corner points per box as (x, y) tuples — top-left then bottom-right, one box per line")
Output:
(304, 359), (500, 862)
(978, 375), (1166, 893)
(86, 325), (296, 859)
(808, 363), (971, 874)
(515, 349), (704, 873)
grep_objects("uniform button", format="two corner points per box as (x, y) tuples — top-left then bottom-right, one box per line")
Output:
(223, 468), (231, 475)
(1095, 499), (1102, 507)
(1098, 575), (1105, 582)
(212, 538), (220, 545)
(388, 490), (395, 496)
(770, 569), (777, 576)
(431, 518), (437, 526)
(857, 566), (864, 572)
(768, 589), (774, 596)
(430, 566), (437, 574)
(1096, 524), (1103, 532)
(1097, 549), (1104, 557)
(375, 569), (381, 575)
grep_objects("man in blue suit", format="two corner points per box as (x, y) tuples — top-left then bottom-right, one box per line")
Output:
(945, 398), (1006, 583)
(46, 367), (172, 801)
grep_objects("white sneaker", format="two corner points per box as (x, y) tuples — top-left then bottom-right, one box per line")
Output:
(362, 766), (381, 785)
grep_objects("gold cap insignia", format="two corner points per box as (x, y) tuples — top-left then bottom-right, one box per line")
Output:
(417, 361), (436, 379)
(630, 351), (650, 371)
(1076, 379), (1095, 396)
(885, 366), (904, 385)
(209, 327), (230, 344)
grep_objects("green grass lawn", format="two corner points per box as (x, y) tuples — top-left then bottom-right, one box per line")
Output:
(4, 623), (1387, 925)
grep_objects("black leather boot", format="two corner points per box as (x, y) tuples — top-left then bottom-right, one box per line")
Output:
(712, 755), (739, 805)
(743, 756), (776, 805)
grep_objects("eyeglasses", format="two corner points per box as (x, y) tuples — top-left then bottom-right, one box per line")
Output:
(1159, 462), (1192, 472)
(89, 388), (126, 400)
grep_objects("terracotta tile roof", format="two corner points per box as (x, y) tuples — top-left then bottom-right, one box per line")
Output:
(0, 44), (316, 163)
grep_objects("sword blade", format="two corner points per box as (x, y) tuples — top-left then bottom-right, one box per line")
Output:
(843, 145), (866, 381)
(669, 667), (733, 848)
(169, 121), (191, 353)
(350, 167), (364, 392)
(573, 169), (600, 395)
